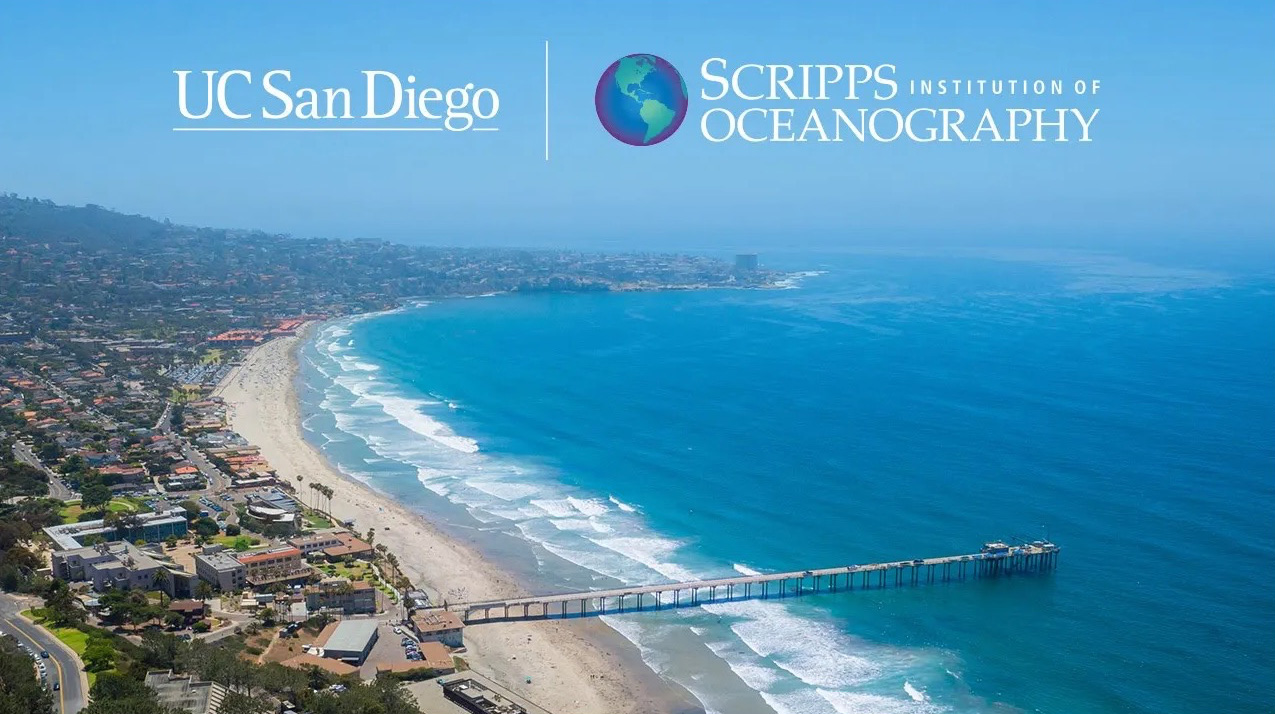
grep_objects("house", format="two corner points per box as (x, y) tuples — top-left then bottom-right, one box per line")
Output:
(410, 610), (465, 648)
(167, 599), (208, 624)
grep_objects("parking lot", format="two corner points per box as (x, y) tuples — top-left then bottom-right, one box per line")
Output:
(358, 621), (428, 678)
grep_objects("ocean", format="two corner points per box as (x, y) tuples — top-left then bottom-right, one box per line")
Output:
(294, 248), (1274, 714)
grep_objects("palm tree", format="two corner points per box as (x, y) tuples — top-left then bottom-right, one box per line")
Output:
(296, 475), (305, 505)
(195, 580), (215, 604)
(152, 569), (170, 606)
(320, 484), (334, 514)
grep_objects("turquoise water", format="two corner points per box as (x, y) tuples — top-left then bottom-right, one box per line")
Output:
(297, 250), (1274, 714)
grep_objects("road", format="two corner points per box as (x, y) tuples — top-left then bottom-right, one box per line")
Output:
(0, 595), (88, 713)
(12, 441), (77, 501)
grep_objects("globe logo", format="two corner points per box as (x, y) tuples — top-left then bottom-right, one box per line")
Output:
(594, 54), (688, 146)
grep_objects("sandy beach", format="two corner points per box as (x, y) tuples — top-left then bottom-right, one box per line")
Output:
(215, 325), (702, 714)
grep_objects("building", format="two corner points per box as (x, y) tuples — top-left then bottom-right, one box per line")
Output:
(238, 545), (309, 587)
(43, 509), (189, 550)
(734, 253), (759, 272)
(410, 610), (465, 648)
(243, 491), (298, 528)
(167, 599), (208, 624)
(193, 549), (246, 592)
(317, 619), (379, 665)
(143, 670), (226, 714)
(320, 531), (373, 561)
(304, 578), (376, 615)
(416, 641), (456, 673)
(405, 590), (432, 611)
(51, 542), (182, 595)
(442, 678), (528, 714)
(287, 532), (344, 556)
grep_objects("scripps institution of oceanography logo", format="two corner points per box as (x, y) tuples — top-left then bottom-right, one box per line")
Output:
(595, 54), (688, 146)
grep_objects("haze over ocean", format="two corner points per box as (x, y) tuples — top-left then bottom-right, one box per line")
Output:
(295, 249), (1273, 714)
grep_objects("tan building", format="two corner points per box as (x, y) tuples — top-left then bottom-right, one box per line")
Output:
(304, 578), (377, 614)
(321, 532), (374, 560)
(237, 545), (309, 587)
(410, 610), (465, 648)
(287, 532), (343, 556)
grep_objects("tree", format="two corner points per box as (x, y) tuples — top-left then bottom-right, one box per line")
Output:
(83, 641), (116, 672)
(82, 672), (169, 714)
(219, 691), (272, 714)
(224, 522), (241, 536)
(138, 630), (184, 670)
(178, 500), (201, 520)
(195, 580), (215, 603)
(163, 611), (185, 629)
(81, 481), (112, 514)
(193, 517), (220, 537)
(0, 636), (55, 714)
(43, 579), (85, 627)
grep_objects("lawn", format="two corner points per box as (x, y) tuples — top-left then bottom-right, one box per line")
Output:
(60, 497), (152, 524)
(319, 561), (371, 581)
(303, 512), (333, 529)
(317, 561), (399, 602)
(212, 534), (262, 551)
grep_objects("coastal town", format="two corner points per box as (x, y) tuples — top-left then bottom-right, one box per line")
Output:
(0, 195), (769, 714)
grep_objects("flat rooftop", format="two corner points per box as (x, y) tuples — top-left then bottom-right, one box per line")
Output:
(321, 619), (379, 655)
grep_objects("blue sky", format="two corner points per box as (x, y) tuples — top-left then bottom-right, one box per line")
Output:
(0, 1), (1272, 250)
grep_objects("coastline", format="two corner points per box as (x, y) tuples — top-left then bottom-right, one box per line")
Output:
(214, 321), (704, 714)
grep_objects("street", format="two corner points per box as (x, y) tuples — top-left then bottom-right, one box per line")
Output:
(0, 594), (88, 714)
(11, 440), (77, 501)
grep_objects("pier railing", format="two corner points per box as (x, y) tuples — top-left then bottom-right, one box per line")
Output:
(440, 541), (1060, 625)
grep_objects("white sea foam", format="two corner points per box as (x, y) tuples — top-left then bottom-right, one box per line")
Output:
(903, 681), (926, 702)
(608, 495), (638, 512)
(566, 496), (610, 517)
(467, 481), (541, 502)
(356, 388), (478, 453)
(586, 535), (700, 583)
(733, 563), (763, 576)
(818, 690), (946, 714)
(529, 498), (578, 518)
(704, 639), (785, 691)
(701, 600), (881, 689)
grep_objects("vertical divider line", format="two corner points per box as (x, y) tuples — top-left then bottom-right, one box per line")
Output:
(544, 40), (550, 162)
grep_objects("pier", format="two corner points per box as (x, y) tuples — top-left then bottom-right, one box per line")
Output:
(443, 541), (1060, 625)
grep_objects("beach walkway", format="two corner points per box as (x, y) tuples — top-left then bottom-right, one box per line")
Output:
(442, 541), (1060, 625)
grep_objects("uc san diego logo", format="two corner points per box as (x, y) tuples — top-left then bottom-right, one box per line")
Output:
(594, 54), (688, 146)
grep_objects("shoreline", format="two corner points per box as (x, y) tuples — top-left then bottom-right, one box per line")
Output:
(214, 321), (705, 714)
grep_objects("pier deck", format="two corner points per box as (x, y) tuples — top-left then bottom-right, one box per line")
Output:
(442, 541), (1060, 624)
